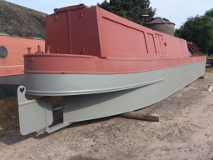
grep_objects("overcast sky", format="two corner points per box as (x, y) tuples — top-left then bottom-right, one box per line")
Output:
(5, 0), (213, 29)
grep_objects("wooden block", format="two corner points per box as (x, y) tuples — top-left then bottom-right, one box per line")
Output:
(120, 112), (159, 122)
(199, 76), (205, 79)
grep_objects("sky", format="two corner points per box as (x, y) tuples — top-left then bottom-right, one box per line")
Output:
(4, 0), (213, 29)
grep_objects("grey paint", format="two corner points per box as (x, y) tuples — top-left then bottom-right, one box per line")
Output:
(63, 61), (205, 122)
(18, 61), (206, 135)
(25, 70), (164, 96)
(17, 86), (53, 135)
(0, 74), (24, 85)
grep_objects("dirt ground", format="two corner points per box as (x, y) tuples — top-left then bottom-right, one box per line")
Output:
(0, 73), (213, 160)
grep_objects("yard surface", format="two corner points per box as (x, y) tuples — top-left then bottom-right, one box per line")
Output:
(0, 73), (213, 160)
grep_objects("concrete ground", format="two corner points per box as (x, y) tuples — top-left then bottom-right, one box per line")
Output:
(0, 73), (213, 160)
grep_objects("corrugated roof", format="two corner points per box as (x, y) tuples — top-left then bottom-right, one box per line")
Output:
(147, 17), (175, 25)
(0, 0), (46, 39)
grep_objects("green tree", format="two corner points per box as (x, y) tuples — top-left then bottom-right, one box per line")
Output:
(96, 0), (156, 25)
(175, 9), (213, 56)
(205, 8), (213, 18)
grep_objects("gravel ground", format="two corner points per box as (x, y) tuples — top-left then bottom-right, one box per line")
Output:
(0, 73), (213, 160)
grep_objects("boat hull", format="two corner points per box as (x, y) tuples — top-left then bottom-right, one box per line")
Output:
(25, 71), (165, 96)
(17, 61), (205, 135)
(0, 74), (24, 85)
(0, 74), (24, 97)
(62, 61), (205, 122)
(24, 61), (205, 97)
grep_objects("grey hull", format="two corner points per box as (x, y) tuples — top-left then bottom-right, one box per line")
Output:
(0, 74), (24, 85)
(25, 70), (165, 96)
(18, 61), (206, 135)
(63, 61), (205, 123)
(0, 75), (24, 97)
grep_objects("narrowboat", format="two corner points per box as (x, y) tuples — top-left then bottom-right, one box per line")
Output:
(0, 34), (45, 85)
(17, 4), (206, 135)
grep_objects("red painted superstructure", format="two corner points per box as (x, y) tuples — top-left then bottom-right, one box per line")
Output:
(24, 4), (205, 74)
(0, 36), (44, 77)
